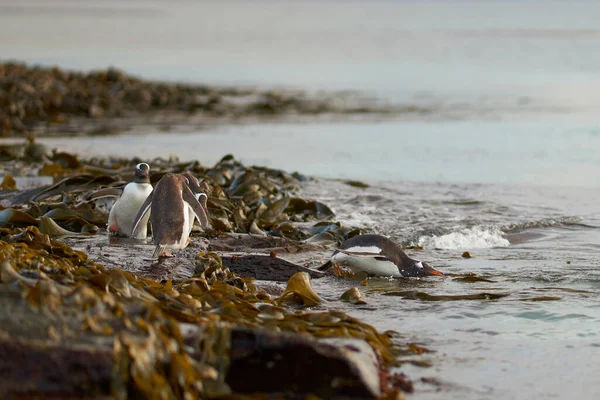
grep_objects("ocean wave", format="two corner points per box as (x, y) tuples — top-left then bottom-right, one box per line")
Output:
(417, 226), (510, 250)
(414, 216), (590, 250)
(337, 211), (378, 229)
(502, 216), (588, 233)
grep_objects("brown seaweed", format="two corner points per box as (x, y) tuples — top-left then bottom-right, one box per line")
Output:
(340, 287), (367, 305)
(452, 274), (495, 283)
(0, 209), (39, 227)
(0, 150), (357, 245)
(382, 291), (510, 301)
(0, 225), (404, 399)
(278, 272), (324, 306)
(0, 174), (17, 190)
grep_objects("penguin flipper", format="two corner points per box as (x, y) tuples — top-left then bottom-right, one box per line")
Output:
(182, 187), (209, 228)
(131, 191), (153, 235)
(317, 260), (333, 271)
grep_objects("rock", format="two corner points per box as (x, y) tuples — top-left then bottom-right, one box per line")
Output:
(208, 233), (307, 251)
(23, 139), (48, 162)
(0, 286), (114, 399)
(0, 335), (113, 399)
(340, 287), (367, 305)
(226, 328), (383, 399)
(88, 104), (104, 118)
(0, 284), (385, 399)
(221, 254), (324, 281)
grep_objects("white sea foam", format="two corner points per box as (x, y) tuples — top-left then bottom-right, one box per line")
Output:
(417, 226), (510, 250)
(337, 211), (377, 229)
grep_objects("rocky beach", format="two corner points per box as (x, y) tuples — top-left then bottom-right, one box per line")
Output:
(0, 61), (431, 399)
(4, 2), (600, 399)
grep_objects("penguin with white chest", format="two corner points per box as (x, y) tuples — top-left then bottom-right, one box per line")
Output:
(107, 163), (153, 239)
(130, 173), (210, 258)
(319, 234), (444, 278)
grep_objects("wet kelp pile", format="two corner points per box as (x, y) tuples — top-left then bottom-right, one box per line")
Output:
(0, 143), (357, 245)
(0, 147), (411, 399)
(0, 61), (402, 138)
(0, 227), (401, 399)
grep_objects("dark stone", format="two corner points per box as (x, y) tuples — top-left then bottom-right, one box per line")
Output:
(221, 254), (324, 282)
(226, 328), (382, 399)
(0, 286), (115, 399)
(208, 233), (306, 251)
(0, 338), (113, 399)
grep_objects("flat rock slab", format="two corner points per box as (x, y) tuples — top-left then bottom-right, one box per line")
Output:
(221, 254), (325, 281)
(64, 232), (329, 282)
(208, 233), (328, 253)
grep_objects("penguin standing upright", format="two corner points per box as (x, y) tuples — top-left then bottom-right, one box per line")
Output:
(131, 173), (210, 258)
(107, 163), (153, 239)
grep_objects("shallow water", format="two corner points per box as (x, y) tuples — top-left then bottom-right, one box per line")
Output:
(3, 0), (600, 398)
(302, 178), (600, 400)
(37, 112), (600, 188)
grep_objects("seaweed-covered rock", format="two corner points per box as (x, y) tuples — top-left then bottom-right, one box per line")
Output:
(0, 151), (358, 245)
(0, 226), (405, 399)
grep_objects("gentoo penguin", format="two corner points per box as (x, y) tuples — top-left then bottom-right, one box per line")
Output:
(319, 234), (444, 278)
(130, 173), (210, 258)
(181, 172), (209, 236)
(107, 163), (153, 239)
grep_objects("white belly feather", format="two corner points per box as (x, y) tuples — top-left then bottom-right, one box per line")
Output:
(108, 182), (152, 239)
(344, 245), (383, 254)
(331, 252), (401, 277)
(176, 203), (192, 249)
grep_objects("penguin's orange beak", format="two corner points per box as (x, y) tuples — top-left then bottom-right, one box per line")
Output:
(423, 263), (444, 277)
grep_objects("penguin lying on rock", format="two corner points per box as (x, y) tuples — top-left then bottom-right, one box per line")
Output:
(107, 163), (153, 239)
(131, 172), (210, 258)
(319, 234), (444, 278)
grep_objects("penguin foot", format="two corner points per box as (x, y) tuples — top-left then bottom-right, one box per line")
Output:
(108, 224), (119, 235)
(184, 237), (191, 249)
(317, 260), (333, 271)
(333, 263), (345, 277)
(160, 251), (174, 258)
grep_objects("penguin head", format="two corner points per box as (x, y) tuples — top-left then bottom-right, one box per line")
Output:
(181, 171), (201, 193)
(403, 260), (444, 278)
(134, 163), (151, 183)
